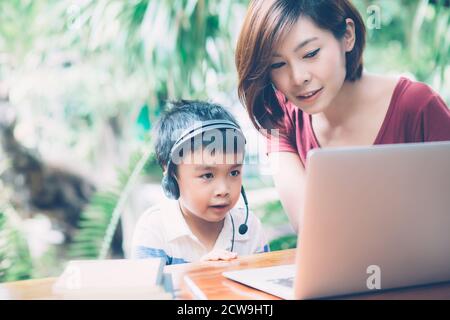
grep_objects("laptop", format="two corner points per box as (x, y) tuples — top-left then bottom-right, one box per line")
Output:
(223, 141), (450, 299)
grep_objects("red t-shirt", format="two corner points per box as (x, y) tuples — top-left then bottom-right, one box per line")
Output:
(266, 77), (450, 166)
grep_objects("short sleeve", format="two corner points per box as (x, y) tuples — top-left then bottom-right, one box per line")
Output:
(130, 208), (169, 262)
(265, 91), (298, 154)
(265, 129), (298, 154)
(415, 94), (450, 142)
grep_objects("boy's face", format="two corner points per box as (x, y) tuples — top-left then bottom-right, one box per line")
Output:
(175, 148), (244, 223)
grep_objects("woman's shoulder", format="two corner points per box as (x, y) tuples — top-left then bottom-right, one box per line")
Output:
(368, 74), (445, 117)
(374, 74), (450, 142)
(390, 76), (445, 114)
(364, 74), (400, 99)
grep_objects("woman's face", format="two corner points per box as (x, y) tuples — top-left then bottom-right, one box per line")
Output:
(269, 16), (355, 114)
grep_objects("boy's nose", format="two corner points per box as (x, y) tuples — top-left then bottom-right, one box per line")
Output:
(214, 181), (230, 197)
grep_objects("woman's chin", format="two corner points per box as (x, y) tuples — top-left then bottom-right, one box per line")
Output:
(292, 101), (327, 115)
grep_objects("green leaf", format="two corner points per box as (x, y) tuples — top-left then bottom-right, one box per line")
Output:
(269, 235), (298, 252)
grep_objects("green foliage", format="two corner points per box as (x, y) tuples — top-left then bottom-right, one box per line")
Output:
(68, 191), (118, 259)
(57, 0), (249, 110)
(259, 200), (290, 226)
(0, 209), (33, 282)
(242, 175), (274, 191)
(69, 146), (155, 259)
(355, 0), (450, 99)
(269, 235), (298, 251)
(258, 200), (297, 251)
(0, 1), (448, 279)
(142, 152), (164, 182)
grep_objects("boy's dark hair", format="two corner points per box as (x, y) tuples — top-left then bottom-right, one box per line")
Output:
(153, 100), (242, 172)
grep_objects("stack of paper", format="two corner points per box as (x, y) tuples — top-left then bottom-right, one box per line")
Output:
(52, 258), (172, 300)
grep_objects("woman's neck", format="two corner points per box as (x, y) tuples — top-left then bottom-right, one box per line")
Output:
(315, 73), (368, 128)
(310, 73), (400, 147)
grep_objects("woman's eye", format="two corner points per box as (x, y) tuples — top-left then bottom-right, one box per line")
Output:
(270, 62), (285, 69)
(201, 173), (214, 180)
(230, 170), (241, 177)
(304, 48), (320, 59)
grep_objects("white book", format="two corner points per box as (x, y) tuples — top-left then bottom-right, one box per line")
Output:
(52, 258), (172, 300)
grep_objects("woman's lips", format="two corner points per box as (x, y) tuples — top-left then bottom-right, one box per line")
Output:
(297, 87), (323, 103)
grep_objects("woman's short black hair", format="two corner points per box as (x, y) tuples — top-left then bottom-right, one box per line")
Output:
(153, 100), (242, 172)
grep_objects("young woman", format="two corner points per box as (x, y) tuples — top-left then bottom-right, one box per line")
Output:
(235, 0), (450, 231)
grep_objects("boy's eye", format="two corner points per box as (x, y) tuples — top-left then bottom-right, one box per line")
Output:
(270, 62), (285, 69)
(230, 170), (241, 177)
(200, 173), (214, 180)
(303, 48), (320, 59)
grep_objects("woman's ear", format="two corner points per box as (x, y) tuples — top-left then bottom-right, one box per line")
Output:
(343, 18), (356, 53)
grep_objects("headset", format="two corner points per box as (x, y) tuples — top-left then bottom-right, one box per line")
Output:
(161, 120), (249, 252)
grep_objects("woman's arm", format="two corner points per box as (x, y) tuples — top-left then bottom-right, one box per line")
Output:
(268, 152), (307, 232)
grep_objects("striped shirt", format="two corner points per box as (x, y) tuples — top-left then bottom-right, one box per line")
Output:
(131, 198), (269, 265)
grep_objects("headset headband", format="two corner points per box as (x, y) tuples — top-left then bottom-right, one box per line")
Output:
(169, 120), (246, 158)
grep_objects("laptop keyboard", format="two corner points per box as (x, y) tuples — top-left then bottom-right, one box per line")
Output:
(267, 277), (294, 288)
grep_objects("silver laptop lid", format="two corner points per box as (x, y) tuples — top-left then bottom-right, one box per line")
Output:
(295, 141), (450, 299)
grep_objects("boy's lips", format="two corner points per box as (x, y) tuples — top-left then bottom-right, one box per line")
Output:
(209, 203), (230, 212)
(210, 203), (230, 208)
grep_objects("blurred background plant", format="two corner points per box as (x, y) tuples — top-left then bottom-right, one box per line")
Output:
(355, 0), (450, 100)
(0, 0), (448, 282)
(0, 180), (33, 282)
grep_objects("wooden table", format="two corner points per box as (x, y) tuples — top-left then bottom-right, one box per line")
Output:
(2, 249), (450, 300)
(167, 248), (297, 300)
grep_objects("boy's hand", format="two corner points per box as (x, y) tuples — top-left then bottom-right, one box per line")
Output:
(200, 249), (238, 262)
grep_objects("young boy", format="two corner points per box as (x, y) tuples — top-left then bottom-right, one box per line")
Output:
(131, 100), (269, 265)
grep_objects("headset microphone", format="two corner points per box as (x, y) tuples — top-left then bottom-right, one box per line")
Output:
(239, 186), (249, 235)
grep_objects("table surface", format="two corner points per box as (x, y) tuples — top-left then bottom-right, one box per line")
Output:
(2, 249), (450, 300)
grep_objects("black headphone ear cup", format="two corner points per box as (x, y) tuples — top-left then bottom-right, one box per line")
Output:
(161, 174), (180, 200)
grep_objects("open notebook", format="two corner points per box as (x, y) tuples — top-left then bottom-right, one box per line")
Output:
(52, 258), (173, 300)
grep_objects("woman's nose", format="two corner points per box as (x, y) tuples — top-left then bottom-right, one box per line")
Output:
(290, 64), (312, 87)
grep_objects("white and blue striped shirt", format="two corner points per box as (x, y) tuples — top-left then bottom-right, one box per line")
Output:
(131, 198), (269, 265)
